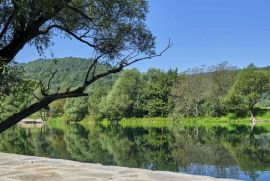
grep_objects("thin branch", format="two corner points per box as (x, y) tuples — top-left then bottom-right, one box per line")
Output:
(84, 53), (105, 83)
(79, 28), (93, 38)
(56, 87), (60, 94)
(123, 52), (140, 62)
(51, 25), (97, 48)
(125, 39), (173, 66)
(45, 70), (57, 92)
(81, 39), (172, 90)
(65, 87), (70, 93)
(39, 80), (47, 96)
(38, 24), (57, 35)
(33, 93), (41, 101)
(38, 67), (57, 97)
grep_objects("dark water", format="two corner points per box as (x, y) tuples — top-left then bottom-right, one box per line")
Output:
(0, 121), (269, 181)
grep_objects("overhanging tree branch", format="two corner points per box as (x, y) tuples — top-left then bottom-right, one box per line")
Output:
(41, 24), (98, 48)
(0, 12), (14, 39)
(0, 0), (167, 133)
(0, 41), (171, 133)
(84, 54), (103, 83)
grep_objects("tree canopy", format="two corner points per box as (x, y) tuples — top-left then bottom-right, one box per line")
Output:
(224, 65), (270, 116)
(3, 58), (270, 124)
(0, 0), (156, 63)
(0, 0), (172, 132)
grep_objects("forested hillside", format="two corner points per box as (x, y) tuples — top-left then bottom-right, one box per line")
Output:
(1, 58), (270, 122)
(22, 57), (118, 92)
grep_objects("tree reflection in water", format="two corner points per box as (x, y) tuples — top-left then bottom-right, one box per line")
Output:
(0, 121), (269, 181)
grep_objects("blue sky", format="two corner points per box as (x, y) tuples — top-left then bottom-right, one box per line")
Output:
(15, 0), (270, 72)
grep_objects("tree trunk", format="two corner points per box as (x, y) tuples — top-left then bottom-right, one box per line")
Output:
(0, 92), (87, 133)
(249, 110), (256, 131)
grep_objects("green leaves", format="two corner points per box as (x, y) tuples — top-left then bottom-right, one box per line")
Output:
(171, 63), (237, 117)
(0, 0), (155, 128)
(95, 68), (177, 120)
(1, 0), (155, 64)
(0, 62), (36, 121)
(0, 62), (24, 96)
(224, 65), (270, 115)
(99, 69), (142, 120)
(0, 76), (36, 121)
(64, 97), (88, 121)
(138, 69), (177, 117)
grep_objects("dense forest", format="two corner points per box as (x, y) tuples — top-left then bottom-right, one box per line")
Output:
(1, 57), (270, 122)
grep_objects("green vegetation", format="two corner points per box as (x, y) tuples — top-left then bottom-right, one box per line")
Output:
(2, 59), (270, 124)
(0, 1), (269, 180)
(99, 69), (142, 120)
(0, 78), (36, 120)
(224, 64), (270, 116)
(0, 0), (161, 132)
(64, 97), (88, 122)
(1, 57), (119, 122)
(0, 119), (269, 180)
(120, 117), (173, 128)
(171, 62), (238, 117)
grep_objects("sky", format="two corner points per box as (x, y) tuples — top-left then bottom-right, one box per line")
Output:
(15, 0), (270, 72)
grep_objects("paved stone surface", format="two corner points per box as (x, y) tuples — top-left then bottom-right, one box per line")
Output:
(0, 152), (240, 181)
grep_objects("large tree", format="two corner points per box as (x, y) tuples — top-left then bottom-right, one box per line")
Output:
(208, 62), (237, 116)
(137, 68), (177, 117)
(171, 68), (211, 117)
(99, 69), (142, 120)
(0, 0), (171, 132)
(224, 65), (270, 119)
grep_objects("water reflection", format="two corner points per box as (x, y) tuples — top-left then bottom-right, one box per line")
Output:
(0, 121), (269, 181)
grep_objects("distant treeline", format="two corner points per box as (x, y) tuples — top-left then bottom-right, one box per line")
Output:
(1, 57), (270, 121)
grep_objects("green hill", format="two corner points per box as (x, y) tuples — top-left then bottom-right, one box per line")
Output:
(21, 57), (118, 92)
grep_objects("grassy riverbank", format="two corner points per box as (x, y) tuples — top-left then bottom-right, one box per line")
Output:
(2, 115), (269, 181)
(43, 111), (270, 133)
(117, 110), (270, 129)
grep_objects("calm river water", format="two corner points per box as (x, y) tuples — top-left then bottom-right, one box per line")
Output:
(0, 120), (269, 181)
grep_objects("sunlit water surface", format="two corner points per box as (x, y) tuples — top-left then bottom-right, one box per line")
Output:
(0, 121), (269, 181)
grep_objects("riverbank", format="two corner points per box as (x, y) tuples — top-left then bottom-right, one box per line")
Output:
(0, 152), (239, 181)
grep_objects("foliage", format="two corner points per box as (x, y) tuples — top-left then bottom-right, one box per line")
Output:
(49, 99), (66, 117)
(0, 78), (36, 121)
(64, 97), (88, 121)
(0, 0), (158, 131)
(1, 0), (155, 59)
(207, 62), (238, 116)
(99, 69), (143, 120)
(171, 70), (211, 117)
(137, 68), (177, 117)
(3, 59), (270, 122)
(120, 117), (173, 128)
(223, 65), (270, 116)
(88, 74), (118, 119)
(0, 63), (25, 98)
(23, 57), (97, 91)
(171, 63), (238, 118)
(93, 68), (178, 119)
